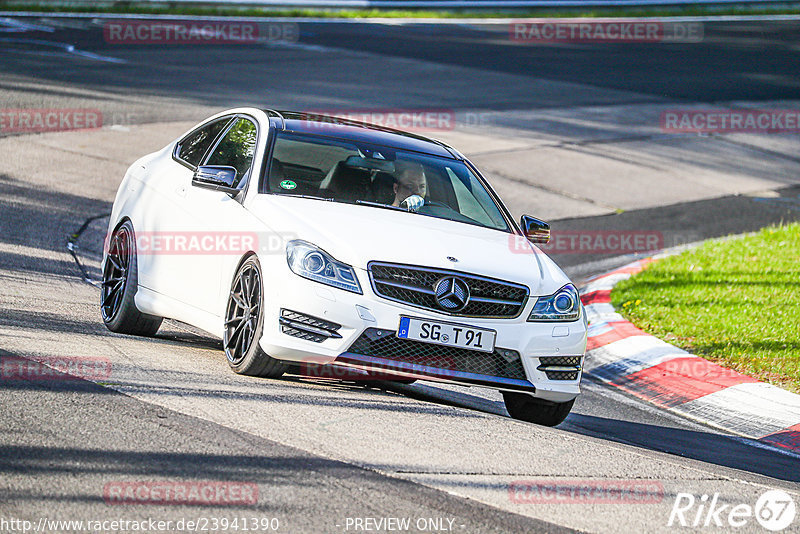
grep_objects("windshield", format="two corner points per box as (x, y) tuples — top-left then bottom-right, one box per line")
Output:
(264, 132), (510, 232)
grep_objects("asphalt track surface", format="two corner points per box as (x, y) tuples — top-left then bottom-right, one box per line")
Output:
(1, 16), (799, 533)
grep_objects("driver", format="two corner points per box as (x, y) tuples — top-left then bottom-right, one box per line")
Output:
(391, 161), (427, 210)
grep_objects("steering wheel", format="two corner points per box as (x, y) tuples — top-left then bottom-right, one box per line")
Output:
(418, 200), (456, 213)
(422, 200), (452, 209)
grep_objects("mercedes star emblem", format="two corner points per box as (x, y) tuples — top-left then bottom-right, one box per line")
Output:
(434, 276), (470, 312)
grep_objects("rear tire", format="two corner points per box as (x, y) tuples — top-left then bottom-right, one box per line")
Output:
(101, 220), (162, 336)
(224, 256), (287, 378)
(503, 392), (574, 427)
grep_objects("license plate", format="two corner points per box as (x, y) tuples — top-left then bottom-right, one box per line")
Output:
(397, 316), (496, 353)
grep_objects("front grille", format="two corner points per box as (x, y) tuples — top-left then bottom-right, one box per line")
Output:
(280, 309), (342, 343)
(346, 328), (527, 380)
(368, 262), (528, 318)
(537, 355), (582, 381)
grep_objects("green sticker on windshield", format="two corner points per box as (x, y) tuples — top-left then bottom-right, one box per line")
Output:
(280, 180), (297, 190)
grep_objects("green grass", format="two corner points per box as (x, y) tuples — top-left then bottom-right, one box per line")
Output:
(2, 1), (800, 19)
(611, 223), (800, 393)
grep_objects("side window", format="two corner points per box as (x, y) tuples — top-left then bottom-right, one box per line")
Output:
(204, 118), (258, 188)
(177, 118), (230, 167)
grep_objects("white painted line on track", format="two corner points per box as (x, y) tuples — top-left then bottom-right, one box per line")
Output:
(0, 16), (53, 32)
(729, 435), (800, 461)
(0, 38), (126, 63)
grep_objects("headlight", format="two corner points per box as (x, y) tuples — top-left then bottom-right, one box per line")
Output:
(528, 284), (581, 322)
(286, 240), (362, 294)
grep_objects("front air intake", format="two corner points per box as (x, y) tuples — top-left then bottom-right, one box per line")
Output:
(537, 355), (582, 381)
(279, 309), (342, 343)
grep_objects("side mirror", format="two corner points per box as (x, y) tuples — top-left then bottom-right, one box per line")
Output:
(520, 215), (550, 244)
(192, 165), (240, 195)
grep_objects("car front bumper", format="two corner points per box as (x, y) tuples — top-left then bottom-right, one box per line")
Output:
(258, 263), (587, 403)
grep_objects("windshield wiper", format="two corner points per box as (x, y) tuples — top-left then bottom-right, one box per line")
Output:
(355, 200), (408, 212)
(285, 194), (334, 201)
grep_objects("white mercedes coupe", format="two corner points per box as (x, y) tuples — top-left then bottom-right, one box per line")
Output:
(102, 108), (587, 426)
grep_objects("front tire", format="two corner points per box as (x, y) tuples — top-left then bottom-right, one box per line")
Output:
(101, 220), (162, 336)
(224, 256), (287, 378)
(503, 392), (574, 427)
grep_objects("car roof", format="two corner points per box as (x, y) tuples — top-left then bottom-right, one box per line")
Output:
(263, 110), (460, 159)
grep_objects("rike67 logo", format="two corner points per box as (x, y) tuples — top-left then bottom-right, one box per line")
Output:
(668, 490), (796, 531)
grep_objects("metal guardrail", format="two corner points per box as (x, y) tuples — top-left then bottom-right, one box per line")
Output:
(88, 0), (790, 7)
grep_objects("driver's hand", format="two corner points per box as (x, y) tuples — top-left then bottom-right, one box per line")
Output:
(401, 195), (425, 212)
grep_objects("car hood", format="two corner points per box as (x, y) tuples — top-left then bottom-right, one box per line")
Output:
(247, 195), (571, 295)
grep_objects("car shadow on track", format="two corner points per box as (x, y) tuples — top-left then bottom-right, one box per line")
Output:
(563, 413), (800, 483)
(352, 378), (800, 484)
(182, 362), (800, 484)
